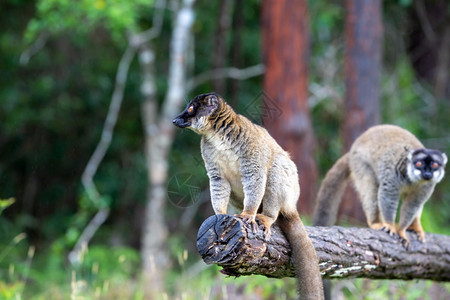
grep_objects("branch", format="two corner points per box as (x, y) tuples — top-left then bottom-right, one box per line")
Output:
(414, 0), (437, 43)
(70, 44), (136, 265)
(81, 44), (136, 200)
(161, 0), (196, 121)
(67, 209), (109, 265)
(197, 215), (450, 281)
(19, 32), (49, 65)
(186, 64), (265, 92)
(130, 0), (167, 47)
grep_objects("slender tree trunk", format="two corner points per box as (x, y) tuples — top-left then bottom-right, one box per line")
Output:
(212, 0), (233, 95)
(229, 0), (244, 105)
(408, 0), (450, 99)
(140, 0), (196, 295)
(434, 22), (450, 99)
(261, 0), (317, 215)
(139, 42), (169, 294)
(340, 0), (382, 222)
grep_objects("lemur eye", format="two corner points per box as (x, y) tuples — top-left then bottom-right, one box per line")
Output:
(432, 162), (439, 169)
(188, 105), (194, 114)
(415, 161), (423, 168)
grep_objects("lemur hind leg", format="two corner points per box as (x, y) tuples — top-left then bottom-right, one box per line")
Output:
(350, 161), (382, 230)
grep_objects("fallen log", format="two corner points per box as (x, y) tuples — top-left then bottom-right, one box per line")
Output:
(197, 214), (450, 281)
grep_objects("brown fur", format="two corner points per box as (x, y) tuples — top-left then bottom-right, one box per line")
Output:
(174, 93), (324, 299)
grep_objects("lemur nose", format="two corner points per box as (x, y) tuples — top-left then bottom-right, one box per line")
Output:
(422, 172), (433, 180)
(172, 118), (182, 126)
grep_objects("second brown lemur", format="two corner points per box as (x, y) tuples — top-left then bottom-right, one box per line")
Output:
(173, 92), (324, 299)
(313, 124), (447, 246)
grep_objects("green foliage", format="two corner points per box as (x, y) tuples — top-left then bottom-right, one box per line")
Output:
(76, 245), (140, 282)
(340, 279), (450, 300)
(381, 58), (424, 132)
(0, 198), (15, 216)
(0, 233), (141, 299)
(0, 233), (27, 264)
(0, 281), (25, 300)
(309, 0), (344, 50)
(396, 0), (413, 7)
(25, 0), (154, 44)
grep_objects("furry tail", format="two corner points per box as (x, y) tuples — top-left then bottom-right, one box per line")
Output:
(313, 153), (351, 226)
(278, 213), (324, 300)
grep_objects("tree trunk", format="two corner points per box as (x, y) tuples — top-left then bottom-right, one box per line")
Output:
(229, 0), (244, 106)
(261, 0), (318, 215)
(433, 22), (450, 99)
(197, 215), (450, 281)
(140, 0), (196, 295)
(408, 0), (450, 99)
(339, 0), (382, 222)
(139, 41), (170, 293)
(212, 0), (233, 95)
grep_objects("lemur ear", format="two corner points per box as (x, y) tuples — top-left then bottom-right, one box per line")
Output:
(407, 150), (414, 161)
(203, 94), (221, 115)
(443, 153), (448, 165)
(206, 94), (220, 107)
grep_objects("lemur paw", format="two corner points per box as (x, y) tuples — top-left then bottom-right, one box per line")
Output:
(380, 223), (397, 236)
(415, 231), (426, 243)
(368, 222), (384, 230)
(407, 226), (426, 243)
(397, 229), (411, 249)
(256, 214), (274, 241)
(235, 213), (258, 233)
(401, 238), (410, 249)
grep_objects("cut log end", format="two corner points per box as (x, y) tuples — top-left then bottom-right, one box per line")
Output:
(197, 214), (450, 281)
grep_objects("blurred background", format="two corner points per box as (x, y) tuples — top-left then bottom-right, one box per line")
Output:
(1, 0), (449, 299)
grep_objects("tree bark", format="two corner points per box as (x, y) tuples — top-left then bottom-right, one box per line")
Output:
(339, 0), (382, 222)
(261, 0), (318, 215)
(197, 214), (450, 281)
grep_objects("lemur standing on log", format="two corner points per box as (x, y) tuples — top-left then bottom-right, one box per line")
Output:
(173, 93), (324, 300)
(313, 124), (447, 247)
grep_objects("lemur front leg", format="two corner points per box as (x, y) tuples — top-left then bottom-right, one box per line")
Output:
(398, 191), (430, 246)
(204, 157), (231, 215)
(378, 178), (400, 236)
(236, 157), (267, 234)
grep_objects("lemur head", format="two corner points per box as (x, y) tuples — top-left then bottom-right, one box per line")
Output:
(407, 148), (447, 183)
(173, 93), (226, 134)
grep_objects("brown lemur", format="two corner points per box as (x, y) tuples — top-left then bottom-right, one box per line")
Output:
(173, 93), (324, 299)
(313, 124), (447, 246)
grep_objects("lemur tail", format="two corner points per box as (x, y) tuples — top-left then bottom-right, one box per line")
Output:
(313, 153), (351, 226)
(278, 213), (324, 300)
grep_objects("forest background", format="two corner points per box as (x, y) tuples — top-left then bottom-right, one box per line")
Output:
(1, 0), (449, 299)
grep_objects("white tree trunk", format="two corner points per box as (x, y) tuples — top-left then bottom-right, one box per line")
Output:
(140, 0), (196, 294)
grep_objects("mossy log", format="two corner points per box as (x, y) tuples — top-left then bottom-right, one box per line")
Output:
(197, 214), (450, 281)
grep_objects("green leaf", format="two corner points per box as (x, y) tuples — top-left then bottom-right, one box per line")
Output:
(0, 197), (15, 215)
